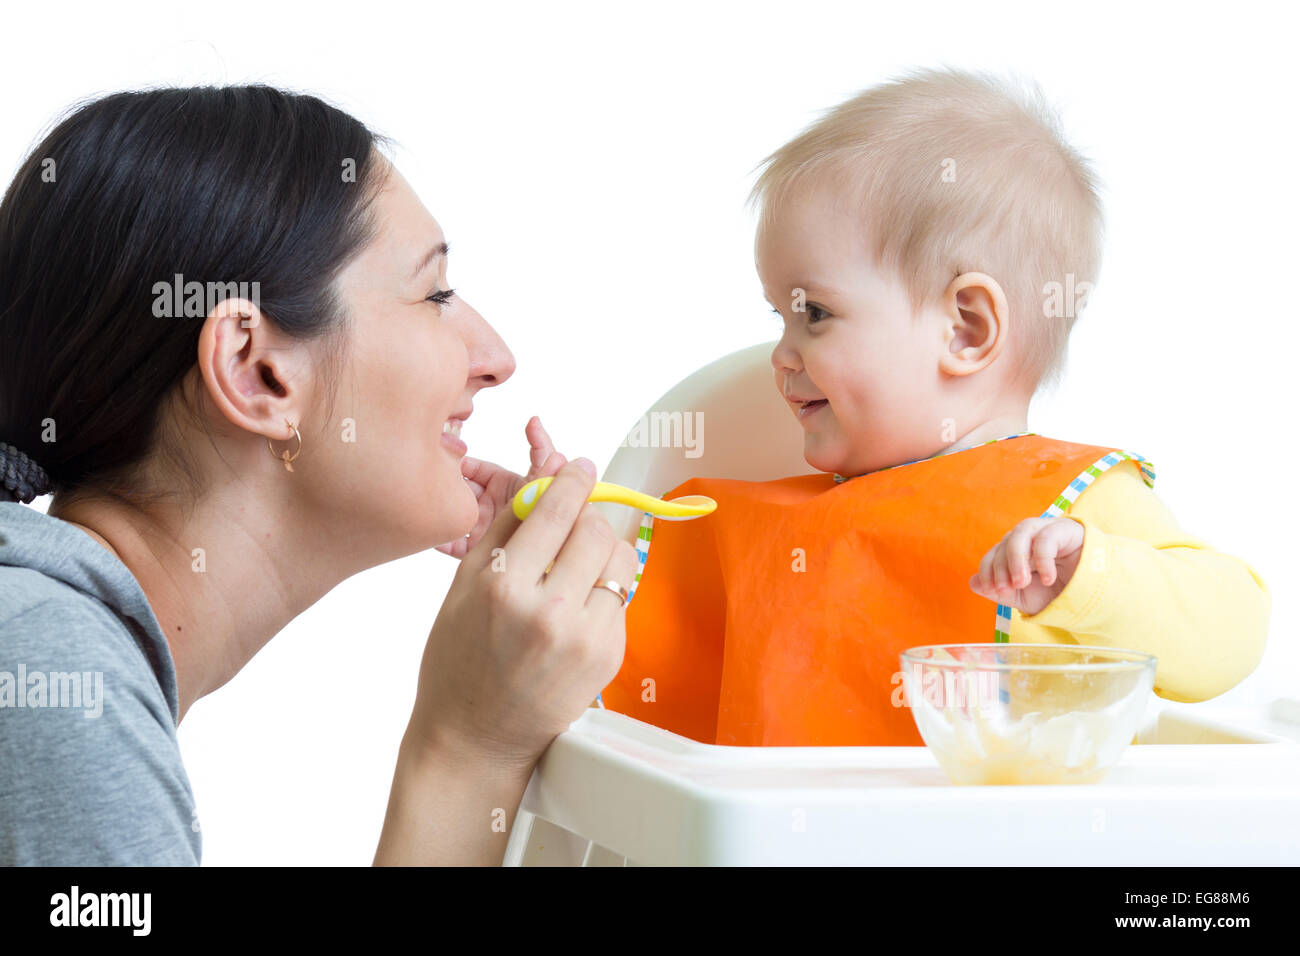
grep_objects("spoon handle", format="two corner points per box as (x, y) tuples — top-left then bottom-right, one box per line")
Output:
(512, 477), (710, 520)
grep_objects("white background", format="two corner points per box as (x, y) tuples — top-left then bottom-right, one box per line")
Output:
(5, 0), (1296, 864)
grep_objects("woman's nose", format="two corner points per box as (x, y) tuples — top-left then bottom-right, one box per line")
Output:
(457, 300), (516, 389)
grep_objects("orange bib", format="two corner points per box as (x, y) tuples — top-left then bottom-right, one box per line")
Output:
(601, 434), (1155, 746)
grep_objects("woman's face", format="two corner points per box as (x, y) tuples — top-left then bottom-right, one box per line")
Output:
(319, 161), (515, 556)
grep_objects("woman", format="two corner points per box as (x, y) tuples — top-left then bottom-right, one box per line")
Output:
(0, 85), (636, 865)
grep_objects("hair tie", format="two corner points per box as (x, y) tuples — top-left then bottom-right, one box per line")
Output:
(0, 441), (53, 504)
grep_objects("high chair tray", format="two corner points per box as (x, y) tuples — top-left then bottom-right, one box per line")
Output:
(504, 704), (1300, 866)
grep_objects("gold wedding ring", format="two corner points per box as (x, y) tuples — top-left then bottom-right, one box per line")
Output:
(592, 578), (629, 607)
(538, 562), (627, 607)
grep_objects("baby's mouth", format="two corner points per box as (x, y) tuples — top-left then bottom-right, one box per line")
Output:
(797, 399), (829, 420)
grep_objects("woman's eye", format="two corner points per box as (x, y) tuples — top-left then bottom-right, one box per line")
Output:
(426, 288), (456, 306)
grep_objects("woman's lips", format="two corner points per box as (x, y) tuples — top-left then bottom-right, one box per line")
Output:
(797, 399), (829, 420)
(441, 418), (467, 456)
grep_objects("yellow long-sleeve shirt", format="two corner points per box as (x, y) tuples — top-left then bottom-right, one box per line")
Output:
(1014, 458), (1270, 702)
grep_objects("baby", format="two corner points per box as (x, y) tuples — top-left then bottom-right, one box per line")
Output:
(600, 68), (1271, 746)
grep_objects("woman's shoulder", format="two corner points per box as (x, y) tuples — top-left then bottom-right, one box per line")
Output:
(3, 551), (174, 701)
(0, 502), (180, 718)
(1, 561), (164, 685)
(0, 566), (202, 865)
(0, 505), (200, 864)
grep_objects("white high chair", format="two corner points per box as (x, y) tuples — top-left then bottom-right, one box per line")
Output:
(502, 343), (1300, 866)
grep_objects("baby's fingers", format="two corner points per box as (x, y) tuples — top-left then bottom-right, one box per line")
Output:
(1029, 519), (1082, 587)
(1026, 528), (1057, 587)
(1002, 519), (1051, 590)
(971, 541), (1001, 594)
(435, 537), (468, 559)
(526, 415), (554, 452)
(989, 536), (1017, 592)
(526, 416), (564, 476)
(979, 536), (1023, 594)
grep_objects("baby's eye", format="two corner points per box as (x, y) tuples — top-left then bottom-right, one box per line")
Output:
(769, 304), (829, 324)
(426, 287), (456, 307)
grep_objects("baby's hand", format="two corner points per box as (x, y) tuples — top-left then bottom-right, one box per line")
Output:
(435, 416), (573, 559)
(968, 517), (1085, 616)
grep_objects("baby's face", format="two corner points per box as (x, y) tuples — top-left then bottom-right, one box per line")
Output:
(756, 180), (954, 476)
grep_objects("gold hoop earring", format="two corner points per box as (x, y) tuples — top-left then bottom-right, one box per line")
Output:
(267, 418), (302, 473)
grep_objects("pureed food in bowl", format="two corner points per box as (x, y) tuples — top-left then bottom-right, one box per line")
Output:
(899, 644), (1157, 785)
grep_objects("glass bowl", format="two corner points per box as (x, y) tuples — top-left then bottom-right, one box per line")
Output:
(899, 644), (1157, 785)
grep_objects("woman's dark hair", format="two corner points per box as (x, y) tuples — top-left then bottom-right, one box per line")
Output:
(0, 85), (392, 505)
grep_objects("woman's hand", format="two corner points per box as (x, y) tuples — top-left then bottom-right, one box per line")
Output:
(969, 516), (1086, 616)
(436, 416), (566, 559)
(410, 457), (638, 769)
(377, 448), (637, 866)
(379, 459), (633, 864)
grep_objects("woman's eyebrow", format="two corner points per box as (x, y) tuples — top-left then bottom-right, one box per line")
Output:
(407, 241), (450, 281)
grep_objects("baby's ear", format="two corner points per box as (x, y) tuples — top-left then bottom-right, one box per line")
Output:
(939, 271), (1009, 376)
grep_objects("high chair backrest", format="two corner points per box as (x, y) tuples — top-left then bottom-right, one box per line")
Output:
(597, 341), (820, 542)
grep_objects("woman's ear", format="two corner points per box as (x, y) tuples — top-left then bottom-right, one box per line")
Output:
(196, 298), (307, 442)
(938, 271), (1010, 377)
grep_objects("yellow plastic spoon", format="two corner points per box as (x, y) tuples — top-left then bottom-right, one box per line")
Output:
(512, 477), (717, 522)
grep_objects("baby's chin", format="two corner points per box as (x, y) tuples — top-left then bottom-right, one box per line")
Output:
(803, 431), (903, 478)
(801, 432), (853, 476)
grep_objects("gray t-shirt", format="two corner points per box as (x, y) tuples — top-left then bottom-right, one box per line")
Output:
(0, 501), (200, 865)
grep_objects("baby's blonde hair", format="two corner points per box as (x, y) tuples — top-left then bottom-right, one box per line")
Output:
(749, 67), (1103, 396)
